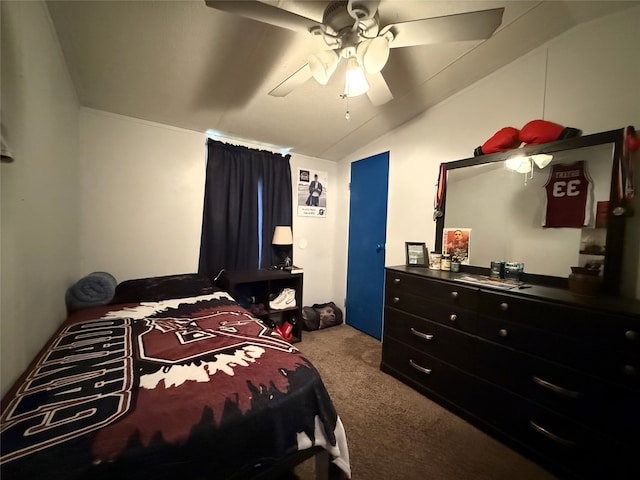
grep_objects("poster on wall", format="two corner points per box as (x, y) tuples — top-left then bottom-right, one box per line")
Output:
(297, 168), (327, 217)
(443, 228), (471, 264)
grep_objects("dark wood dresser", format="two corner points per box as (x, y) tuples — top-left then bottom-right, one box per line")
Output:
(381, 266), (640, 479)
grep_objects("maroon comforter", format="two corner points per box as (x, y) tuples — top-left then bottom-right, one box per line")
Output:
(1, 292), (350, 479)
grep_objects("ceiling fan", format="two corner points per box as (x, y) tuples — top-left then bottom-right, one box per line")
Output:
(204, 1), (504, 106)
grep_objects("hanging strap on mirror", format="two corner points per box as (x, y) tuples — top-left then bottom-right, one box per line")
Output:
(620, 125), (637, 202)
(433, 162), (447, 221)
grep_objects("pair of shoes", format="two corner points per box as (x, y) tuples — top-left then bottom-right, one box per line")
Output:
(275, 321), (293, 342)
(269, 288), (296, 310)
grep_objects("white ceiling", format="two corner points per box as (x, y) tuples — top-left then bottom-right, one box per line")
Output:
(46, 0), (637, 161)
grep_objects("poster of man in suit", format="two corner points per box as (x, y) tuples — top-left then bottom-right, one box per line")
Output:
(297, 169), (327, 217)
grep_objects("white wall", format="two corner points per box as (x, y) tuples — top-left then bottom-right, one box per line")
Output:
(78, 109), (336, 307)
(79, 109), (206, 280)
(1, 1), (81, 397)
(289, 155), (338, 306)
(334, 5), (640, 307)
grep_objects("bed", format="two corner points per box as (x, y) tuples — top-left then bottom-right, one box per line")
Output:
(0, 274), (350, 480)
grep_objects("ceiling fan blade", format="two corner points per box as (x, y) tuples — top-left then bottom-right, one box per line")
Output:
(366, 72), (393, 106)
(204, 1), (322, 34)
(269, 64), (313, 97)
(382, 8), (505, 49)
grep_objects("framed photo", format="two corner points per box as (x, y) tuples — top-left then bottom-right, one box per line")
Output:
(442, 228), (471, 264)
(405, 242), (428, 267)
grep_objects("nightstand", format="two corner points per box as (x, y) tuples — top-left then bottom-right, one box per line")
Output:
(218, 269), (304, 343)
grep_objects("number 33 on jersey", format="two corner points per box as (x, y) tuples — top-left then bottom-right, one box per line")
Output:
(543, 160), (593, 228)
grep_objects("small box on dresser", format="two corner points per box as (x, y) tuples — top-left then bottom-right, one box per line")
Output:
(381, 266), (640, 480)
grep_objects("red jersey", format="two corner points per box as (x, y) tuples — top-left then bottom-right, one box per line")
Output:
(542, 160), (593, 228)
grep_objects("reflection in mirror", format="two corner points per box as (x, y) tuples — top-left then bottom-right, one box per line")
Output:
(444, 143), (614, 278)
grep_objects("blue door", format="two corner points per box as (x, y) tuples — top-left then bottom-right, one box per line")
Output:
(345, 152), (389, 339)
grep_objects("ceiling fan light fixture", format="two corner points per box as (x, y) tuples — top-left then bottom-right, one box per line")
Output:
(516, 159), (532, 174)
(532, 153), (553, 169)
(309, 50), (340, 85)
(505, 156), (529, 172)
(344, 57), (369, 97)
(507, 153), (553, 174)
(357, 36), (390, 74)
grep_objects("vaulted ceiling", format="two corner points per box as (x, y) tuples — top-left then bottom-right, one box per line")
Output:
(46, 1), (636, 160)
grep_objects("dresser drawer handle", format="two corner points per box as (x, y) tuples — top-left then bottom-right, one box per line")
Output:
(625, 330), (639, 341)
(450, 291), (459, 299)
(499, 302), (509, 311)
(410, 327), (434, 341)
(392, 297), (400, 304)
(409, 359), (432, 375)
(449, 314), (457, 322)
(498, 328), (508, 337)
(393, 277), (401, 285)
(532, 376), (581, 398)
(623, 365), (637, 377)
(528, 420), (577, 448)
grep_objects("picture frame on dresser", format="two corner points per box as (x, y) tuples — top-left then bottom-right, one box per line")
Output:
(405, 242), (428, 267)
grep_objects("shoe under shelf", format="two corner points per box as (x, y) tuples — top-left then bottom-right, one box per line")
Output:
(218, 269), (303, 343)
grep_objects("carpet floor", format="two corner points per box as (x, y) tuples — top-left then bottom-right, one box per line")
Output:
(294, 324), (558, 480)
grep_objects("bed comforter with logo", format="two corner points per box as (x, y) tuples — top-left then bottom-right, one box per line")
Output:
(1, 292), (350, 480)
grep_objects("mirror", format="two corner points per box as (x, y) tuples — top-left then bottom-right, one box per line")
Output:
(437, 129), (626, 293)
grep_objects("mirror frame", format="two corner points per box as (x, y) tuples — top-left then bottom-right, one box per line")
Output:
(435, 128), (627, 295)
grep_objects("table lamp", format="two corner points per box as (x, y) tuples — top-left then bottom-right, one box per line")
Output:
(272, 226), (293, 269)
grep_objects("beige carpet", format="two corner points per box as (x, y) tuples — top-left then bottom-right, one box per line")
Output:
(294, 324), (557, 480)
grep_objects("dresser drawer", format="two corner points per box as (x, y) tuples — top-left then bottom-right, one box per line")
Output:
(383, 308), (476, 371)
(478, 314), (640, 391)
(386, 271), (478, 310)
(475, 339), (640, 439)
(380, 337), (492, 416)
(479, 290), (640, 350)
(478, 290), (596, 341)
(485, 388), (637, 480)
(385, 290), (477, 333)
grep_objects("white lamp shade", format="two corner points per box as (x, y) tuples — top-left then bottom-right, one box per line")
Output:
(272, 226), (293, 245)
(344, 58), (369, 97)
(357, 36), (390, 74)
(309, 50), (340, 85)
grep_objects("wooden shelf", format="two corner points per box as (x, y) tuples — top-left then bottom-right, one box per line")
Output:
(217, 269), (303, 343)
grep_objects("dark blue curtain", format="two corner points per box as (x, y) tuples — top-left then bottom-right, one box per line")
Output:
(198, 139), (292, 277)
